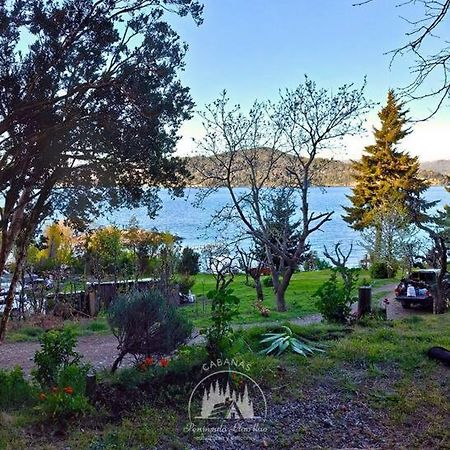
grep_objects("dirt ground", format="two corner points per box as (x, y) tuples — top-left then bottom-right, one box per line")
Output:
(0, 334), (132, 374)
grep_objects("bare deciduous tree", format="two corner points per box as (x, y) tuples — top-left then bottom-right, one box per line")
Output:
(196, 78), (371, 311)
(324, 243), (355, 294)
(201, 243), (238, 292)
(356, 0), (450, 117)
(236, 244), (266, 301)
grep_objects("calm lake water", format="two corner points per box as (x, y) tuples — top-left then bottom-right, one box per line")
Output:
(96, 186), (450, 266)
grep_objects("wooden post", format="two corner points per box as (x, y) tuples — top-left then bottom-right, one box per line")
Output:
(85, 371), (97, 399)
(357, 286), (372, 319)
(88, 291), (96, 317)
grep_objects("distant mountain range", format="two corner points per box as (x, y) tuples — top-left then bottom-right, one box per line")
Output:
(184, 154), (449, 187)
(421, 160), (450, 176)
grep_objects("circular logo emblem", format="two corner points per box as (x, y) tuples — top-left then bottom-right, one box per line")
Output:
(188, 370), (267, 422)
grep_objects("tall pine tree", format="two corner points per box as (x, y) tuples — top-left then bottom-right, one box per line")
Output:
(344, 90), (430, 260)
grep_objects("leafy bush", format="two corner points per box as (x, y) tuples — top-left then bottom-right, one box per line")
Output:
(57, 364), (89, 394)
(359, 277), (372, 287)
(33, 329), (81, 388)
(314, 269), (358, 323)
(177, 247), (200, 275)
(259, 326), (324, 356)
(262, 276), (273, 287)
(205, 288), (240, 359)
(110, 346), (207, 393)
(108, 289), (193, 372)
(370, 261), (391, 279)
(0, 367), (36, 409)
(37, 364), (91, 422)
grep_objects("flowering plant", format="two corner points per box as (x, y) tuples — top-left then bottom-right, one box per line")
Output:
(137, 356), (170, 372)
(36, 365), (91, 422)
(37, 384), (90, 421)
(159, 358), (169, 368)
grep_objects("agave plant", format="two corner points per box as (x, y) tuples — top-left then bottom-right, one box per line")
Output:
(259, 326), (324, 357)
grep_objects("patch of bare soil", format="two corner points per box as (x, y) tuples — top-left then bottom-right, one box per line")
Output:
(7, 314), (64, 332)
(184, 365), (449, 449)
(0, 334), (127, 374)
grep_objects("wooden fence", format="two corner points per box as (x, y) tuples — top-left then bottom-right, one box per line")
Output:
(48, 278), (179, 317)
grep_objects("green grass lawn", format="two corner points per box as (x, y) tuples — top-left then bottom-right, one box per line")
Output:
(6, 269), (397, 341)
(182, 270), (395, 328)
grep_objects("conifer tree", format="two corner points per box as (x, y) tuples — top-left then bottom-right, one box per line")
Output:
(344, 90), (430, 260)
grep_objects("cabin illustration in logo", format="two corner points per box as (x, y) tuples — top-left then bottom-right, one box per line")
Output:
(196, 379), (257, 420)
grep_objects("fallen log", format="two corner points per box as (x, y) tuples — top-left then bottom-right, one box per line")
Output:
(427, 346), (450, 366)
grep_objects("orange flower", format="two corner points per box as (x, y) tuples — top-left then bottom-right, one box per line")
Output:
(63, 386), (74, 395)
(159, 358), (169, 368)
(144, 356), (154, 366)
(51, 386), (59, 393)
(39, 393), (46, 401)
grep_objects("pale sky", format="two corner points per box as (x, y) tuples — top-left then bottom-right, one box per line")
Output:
(170, 0), (450, 161)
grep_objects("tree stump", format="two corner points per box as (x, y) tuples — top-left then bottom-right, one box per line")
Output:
(357, 286), (372, 318)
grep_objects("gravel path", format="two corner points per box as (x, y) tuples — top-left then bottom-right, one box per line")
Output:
(0, 334), (128, 374)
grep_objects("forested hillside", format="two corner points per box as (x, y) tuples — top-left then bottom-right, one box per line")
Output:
(184, 151), (448, 187)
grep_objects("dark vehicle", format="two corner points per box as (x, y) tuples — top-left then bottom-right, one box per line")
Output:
(395, 269), (449, 309)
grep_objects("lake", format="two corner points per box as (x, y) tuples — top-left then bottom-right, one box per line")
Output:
(95, 186), (450, 266)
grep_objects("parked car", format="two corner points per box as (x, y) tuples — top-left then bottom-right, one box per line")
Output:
(394, 269), (449, 309)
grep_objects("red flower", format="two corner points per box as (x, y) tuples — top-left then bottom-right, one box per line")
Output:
(138, 362), (147, 372)
(144, 356), (154, 366)
(51, 386), (59, 393)
(159, 358), (169, 368)
(39, 393), (46, 401)
(63, 386), (74, 395)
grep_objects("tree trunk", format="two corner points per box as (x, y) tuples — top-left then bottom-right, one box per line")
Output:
(373, 225), (383, 262)
(434, 283), (446, 315)
(0, 244), (27, 342)
(434, 237), (447, 315)
(254, 275), (264, 301)
(111, 350), (127, 373)
(275, 288), (286, 312)
(275, 265), (294, 312)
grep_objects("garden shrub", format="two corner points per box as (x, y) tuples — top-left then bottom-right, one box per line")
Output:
(57, 364), (89, 395)
(205, 288), (240, 359)
(0, 367), (35, 409)
(32, 330), (91, 421)
(370, 261), (389, 279)
(33, 329), (81, 388)
(314, 270), (358, 323)
(262, 276), (273, 287)
(37, 365), (91, 422)
(108, 289), (193, 372)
